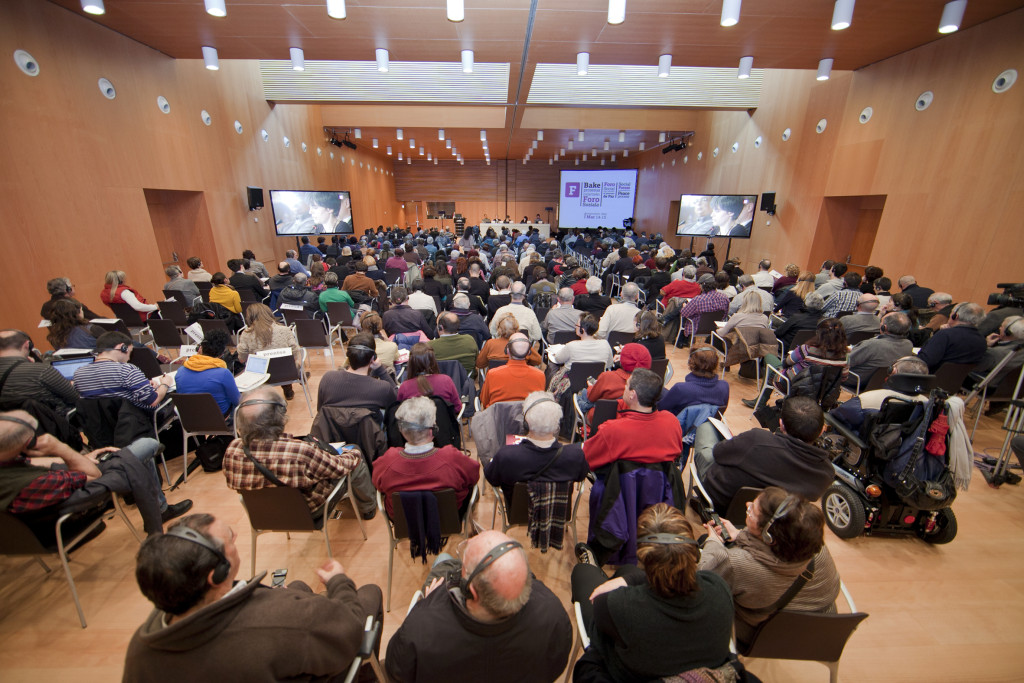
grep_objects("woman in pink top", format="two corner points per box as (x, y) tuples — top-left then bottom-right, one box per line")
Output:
(397, 343), (462, 412)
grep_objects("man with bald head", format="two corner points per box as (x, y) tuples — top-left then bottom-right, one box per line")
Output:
(385, 530), (572, 682)
(223, 387), (376, 519)
(479, 333), (546, 408)
(840, 293), (882, 335)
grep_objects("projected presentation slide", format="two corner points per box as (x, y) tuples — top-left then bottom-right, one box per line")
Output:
(675, 194), (757, 239)
(558, 170), (638, 229)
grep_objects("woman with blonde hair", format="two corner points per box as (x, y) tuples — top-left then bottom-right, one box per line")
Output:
(477, 313), (541, 367)
(774, 271), (817, 317)
(100, 270), (158, 319)
(719, 288), (771, 336)
(571, 503), (734, 681)
(236, 303), (300, 399)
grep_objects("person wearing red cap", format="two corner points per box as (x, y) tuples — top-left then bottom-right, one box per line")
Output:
(583, 343), (651, 423)
(582, 368), (683, 472)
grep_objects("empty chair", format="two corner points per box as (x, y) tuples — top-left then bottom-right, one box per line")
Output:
(198, 318), (231, 339)
(161, 290), (194, 312)
(128, 346), (165, 380)
(326, 301), (358, 346)
(170, 393), (235, 484)
(147, 318), (183, 355)
(932, 362), (977, 394)
(605, 331), (634, 349)
(266, 351), (312, 417)
(239, 475), (366, 577)
(293, 318), (337, 369)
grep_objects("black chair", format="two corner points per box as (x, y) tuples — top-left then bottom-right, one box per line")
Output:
(549, 330), (580, 345)
(281, 307), (314, 325)
(197, 318), (232, 342)
(267, 352), (313, 417)
(128, 347), (165, 380)
(169, 393), (234, 484)
(195, 281), (214, 295)
(237, 287), (259, 303)
(790, 329), (817, 348)
(326, 301), (358, 345)
(677, 309), (725, 348)
(568, 361), (607, 395)
(162, 289), (194, 309)
(605, 330), (634, 349)
(846, 330), (877, 346)
(492, 480), (584, 550)
(108, 302), (147, 328)
(932, 362), (977, 394)
(147, 318), (183, 355)
(723, 486), (763, 526)
(293, 318), (338, 369)
(157, 299), (189, 327)
(488, 358), (508, 369)
(650, 357), (671, 385)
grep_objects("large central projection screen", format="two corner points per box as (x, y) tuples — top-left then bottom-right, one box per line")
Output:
(558, 169), (638, 229)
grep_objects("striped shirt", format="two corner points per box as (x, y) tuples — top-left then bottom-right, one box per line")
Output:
(0, 358), (79, 414)
(73, 359), (156, 409)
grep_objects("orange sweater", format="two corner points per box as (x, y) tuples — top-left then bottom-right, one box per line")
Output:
(480, 359), (546, 408)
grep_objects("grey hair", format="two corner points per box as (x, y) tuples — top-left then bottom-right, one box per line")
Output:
(453, 293), (470, 310)
(395, 395), (437, 434)
(682, 265), (697, 281)
(292, 272), (308, 285)
(523, 391), (562, 436)
(737, 274), (754, 289)
(46, 277), (72, 296)
(324, 271), (339, 287)
(1003, 316), (1024, 340)
(695, 257), (707, 267)
(621, 282), (640, 302)
(928, 292), (953, 306)
(470, 547), (533, 618)
(236, 389), (288, 447)
(585, 277), (602, 294)
(952, 302), (985, 327)
(165, 265), (182, 278)
(510, 281), (527, 299)
(881, 312), (911, 337)
(557, 287), (574, 303)
(804, 292), (825, 312)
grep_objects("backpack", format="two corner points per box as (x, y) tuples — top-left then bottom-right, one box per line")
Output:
(393, 333), (421, 353)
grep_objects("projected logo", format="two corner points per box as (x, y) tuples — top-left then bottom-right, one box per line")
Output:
(564, 182), (581, 198)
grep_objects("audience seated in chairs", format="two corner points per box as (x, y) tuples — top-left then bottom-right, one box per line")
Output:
(0, 409), (189, 536)
(632, 310), (666, 361)
(277, 272), (320, 316)
(429, 311), (479, 377)
(550, 312), (613, 370)
(699, 487), (842, 645)
(774, 291), (826, 350)
(597, 282), (642, 339)
(383, 287), (435, 340)
(580, 342), (651, 422)
(840, 294), (882, 336)
(542, 287), (582, 335)
(774, 271), (817, 318)
(0, 329), (79, 417)
(385, 530), (572, 683)
(917, 302), (988, 373)
(659, 345), (730, 417)
(371, 396), (478, 518)
(46, 300), (103, 351)
(845, 312), (914, 389)
(317, 332), (397, 411)
(124, 513), (383, 682)
(479, 333), (546, 408)
(359, 312), (399, 375)
(172, 329), (239, 418)
(101, 269), (159, 320)
(41, 276), (101, 321)
(477, 314), (542, 369)
(224, 387), (377, 519)
(207, 272), (242, 315)
(693, 396), (834, 513)
(574, 276), (613, 317)
(571, 504), (734, 682)
(397, 343), (463, 413)
(163, 265), (201, 306)
(236, 303), (301, 400)
(488, 281), (542, 343)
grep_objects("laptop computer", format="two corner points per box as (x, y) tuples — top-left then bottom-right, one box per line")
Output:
(234, 354), (271, 391)
(52, 356), (94, 380)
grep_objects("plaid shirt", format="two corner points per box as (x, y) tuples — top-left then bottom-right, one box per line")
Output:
(224, 434), (359, 513)
(680, 290), (730, 336)
(821, 288), (861, 318)
(6, 459), (87, 513)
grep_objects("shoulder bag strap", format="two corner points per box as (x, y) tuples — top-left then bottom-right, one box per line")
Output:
(759, 557), (816, 617)
(241, 443), (288, 487)
(528, 445), (564, 481)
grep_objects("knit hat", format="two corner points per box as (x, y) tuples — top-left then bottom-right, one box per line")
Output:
(619, 343), (652, 373)
(697, 273), (716, 285)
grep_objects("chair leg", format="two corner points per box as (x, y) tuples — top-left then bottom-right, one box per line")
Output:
(111, 494), (143, 543)
(250, 528), (257, 579)
(35, 556), (51, 572)
(386, 544), (395, 612)
(55, 521), (88, 628)
(348, 478), (367, 540)
(181, 429), (189, 483)
(827, 660), (839, 683)
(323, 523), (332, 558)
(299, 377), (314, 418)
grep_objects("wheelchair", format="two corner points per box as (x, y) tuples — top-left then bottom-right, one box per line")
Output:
(819, 374), (958, 544)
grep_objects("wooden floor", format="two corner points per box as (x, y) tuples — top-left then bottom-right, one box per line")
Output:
(2, 343), (1023, 682)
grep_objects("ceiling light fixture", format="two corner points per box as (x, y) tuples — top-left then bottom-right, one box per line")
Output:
(603, 140), (610, 150)
(577, 52), (589, 76)
(354, 128), (361, 139)
(831, 0), (854, 30)
(376, 48), (389, 73)
(202, 46), (219, 71)
(578, 130), (585, 141)
(560, 147), (566, 155)
(447, 0), (464, 22)
(326, 0), (346, 20)
(372, 138), (378, 148)
(290, 47), (305, 71)
(81, 0), (105, 15)
(658, 132), (666, 143)
(817, 57), (833, 81)
(623, 150), (628, 157)
(446, 139), (452, 149)
(639, 142), (645, 151)
(618, 130), (626, 142)
(461, 49), (474, 73)
(419, 147), (424, 155)
(396, 128), (403, 140)
(398, 152), (403, 160)
(720, 0), (741, 26)
(427, 153), (432, 160)
(480, 130), (487, 141)
(205, 0), (226, 18)
(738, 55), (753, 79)
(409, 138), (415, 148)
(568, 141), (574, 150)
(938, 0), (966, 33)
(438, 129), (445, 140)
(386, 146), (392, 155)
(658, 54), (671, 77)
(607, 0), (626, 25)
(537, 130), (544, 141)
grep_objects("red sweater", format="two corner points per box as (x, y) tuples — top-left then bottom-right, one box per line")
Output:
(480, 359), (546, 407)
(371, 445), (480, 516)
(660, 279), (702, 304)
(583, 409), (683, 470)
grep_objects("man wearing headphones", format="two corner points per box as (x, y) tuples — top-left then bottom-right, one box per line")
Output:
(41, 276), (101, 320)
(385, 529), (571, 683)
(0, 329), (79, 416)
(224, 387), (377, 519)
(693, 395), (833, 513)
(479, 333), (545, 408)
(830, 356), (933, 430)
(72, 332), (172, 410)
(917, 301), (988, 373)
(844, 312), (914, 388)
(125, 513), (382, 682)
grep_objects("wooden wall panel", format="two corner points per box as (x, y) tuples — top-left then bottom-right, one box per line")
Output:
(0, 0), (400, 342)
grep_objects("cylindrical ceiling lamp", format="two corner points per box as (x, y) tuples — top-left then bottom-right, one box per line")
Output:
(202, 46), (219, 71)
(577, 52), (589, 76)
(831, 0), (855, 30)
(447, 0), (464, 22)
(720, 0), (741, 26)
(938, 0), (966, 33)
(376, 48), (389, 73)
(326, 0), (346, 20)
(461, 49), (474, 73)
(817, 58), (834, 81)
(290, 47), (305, 71)
(205, 0), (226, 17)
(607, 0), (626, 25)
(658, 54), (671, 77)
(738, 55), (753, 79)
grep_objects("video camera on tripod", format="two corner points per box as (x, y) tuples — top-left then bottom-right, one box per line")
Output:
(987, 283), (1024, 308)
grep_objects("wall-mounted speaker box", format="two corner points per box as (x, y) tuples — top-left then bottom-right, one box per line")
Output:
(247, 186), (264, 211)
(760, 192), (776, 215)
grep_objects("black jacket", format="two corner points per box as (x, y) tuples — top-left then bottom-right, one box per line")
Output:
(382, 305), (434, 339)
(229, 272), (266, 300)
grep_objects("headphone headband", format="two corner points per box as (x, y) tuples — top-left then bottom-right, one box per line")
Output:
(762, 495), (800, 546)
(523, 396), (557, 415)
(463, 540), (523, 593)
(239, 399), (287, 410)
(637, 533), (698, 546)
(166, 525), (232, 584)
(348, 344), (376, 354)
(0, 415), (37, 432)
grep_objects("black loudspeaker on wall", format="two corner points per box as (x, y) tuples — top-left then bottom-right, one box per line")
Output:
(246, 186), (264, 211)
(760, 192), (777, 216)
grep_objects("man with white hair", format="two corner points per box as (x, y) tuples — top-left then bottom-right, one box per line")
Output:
(484, 391), (589, 504)
(596, 282), (641, 339)
(277, 271), (320, 314)
(575, 277), (613, 316)
(897, 275), (935, 309)
(489, 281), (542, 343)
(448, 292), (490, 347)
(840, 293), (882, 335)
(385, 528), (572, 682)
(922, 292), (955, 331)
(917, 302), (988, 372)
(542, 288), (581, 335)
(164, 265), (201, 303)
(659, 265), (701, 303)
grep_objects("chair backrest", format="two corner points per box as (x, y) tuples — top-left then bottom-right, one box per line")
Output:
(162, 289), (193, 309)
(239, 486), (319, 532)
(488, 358), (508, 369)
(506, 482), (533, 526)
(590, 399), (619, 435)
(384, 268), (404, 285)
(281, 308), (314, 325)
(237, 287), (259, 303)
(568, 361), (607, 394)
(695, 309), (726, 335)
(158, 299), (189, 326)
(147, 318), (183, 348)
(739, 609), (869, 663)
(198, 318), (230, 337)
(128, 347), (164, 379)
(650, 358), (669, 384)
(550, 330), (580, 345)
(791, 329), (816, 347)
(862, 366), (889, 393)
(723, 486), (763, 526)
(846, 330), (876, 346)
(932, 362), (976, 394)
(170, 393), (231, 433)
(606, 331), (634, 349)
(195, 281), (214, 293)
(326, 301), (355, 328)
(293, 318), (330, 347)
(92, 319), (132, 336)
(109, 302), (146, 327)
(266, 354), (301, 384)
(241, 300), (260, 318)
(387, 489), (464, 540)
(0, 510), (51, 555)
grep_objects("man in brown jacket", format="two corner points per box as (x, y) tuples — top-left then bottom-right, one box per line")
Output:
(342, 260), (379, 298)
(124, 513), (382, 682)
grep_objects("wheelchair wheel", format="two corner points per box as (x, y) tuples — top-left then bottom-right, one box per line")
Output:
(919, 508), (957, 545)
(822, 483), (866, 539)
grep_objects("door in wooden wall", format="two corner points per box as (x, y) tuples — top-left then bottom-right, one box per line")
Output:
(144, 189), (217, 270)
(808, 195), (886, 273)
